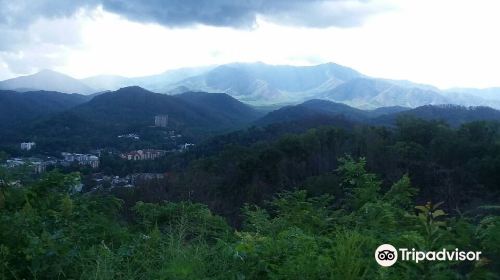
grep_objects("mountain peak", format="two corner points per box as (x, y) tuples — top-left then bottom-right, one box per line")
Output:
(36, 69), (62, 75)
(31, 69), (78, 79)
(114, 86), (152, 94)
(0, 69), (95, 94)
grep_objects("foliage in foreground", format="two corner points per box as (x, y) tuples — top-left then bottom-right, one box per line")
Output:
(0, 157), (499, 279)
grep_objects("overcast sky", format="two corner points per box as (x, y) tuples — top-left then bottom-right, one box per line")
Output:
(0, 0), (499, 89)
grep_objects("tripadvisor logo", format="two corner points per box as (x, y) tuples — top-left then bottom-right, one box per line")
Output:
(375, 244), (398, 267)
(374, 244), (482, 267)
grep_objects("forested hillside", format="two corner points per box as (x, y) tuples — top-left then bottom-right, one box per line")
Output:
(0, 87), (261, 152)
(109, 118), (498, 223)
(1, 156), (499, 279)
(0, 90), (89, 129)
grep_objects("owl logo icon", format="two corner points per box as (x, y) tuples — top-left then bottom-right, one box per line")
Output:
(375, 244), (398, 267)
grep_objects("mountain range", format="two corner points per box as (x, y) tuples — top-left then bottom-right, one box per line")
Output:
(2, 85), (500, 153)
(0, 69), (94, 94)
(257, 98), (500, 127)
(66, 86), (260, 129)
(2, 62), (499, 109)
(0, 87), (263, 151)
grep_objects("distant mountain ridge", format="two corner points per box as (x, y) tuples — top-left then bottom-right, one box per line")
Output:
(376, 104), (500, 127)
(256, 99), (500, 127)
(445, 87), (500, 101)
(0, 70), (95, 94)
(318, 78), (450, 109)
(82, 66), (215, 92)
(2, 62), (500, 109)
(163, 62), (363, 103)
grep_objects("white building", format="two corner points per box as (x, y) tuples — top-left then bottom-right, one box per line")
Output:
(61, 152), (100, 168)
(120, 149), (167, 161)
(180, 143), (195, 152)
(20, 142), (36, 151)
(5, 157), (53, 174)
(154, 115), (168, 127)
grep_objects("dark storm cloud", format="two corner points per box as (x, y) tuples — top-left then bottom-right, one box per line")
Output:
(0, 0), (387, 76)
(0, 0), (385, 29)
(99, 0), (372, 28)
(0, 0), (92, 27)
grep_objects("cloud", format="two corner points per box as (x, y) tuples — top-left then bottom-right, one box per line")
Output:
(0, 0), (387, 77)
(0, 0), (91, 28)
(102, 0), (388, 28)
(98, 0), (389, 29)
(0, 7), (88, 76)
(260, 1), (386, 28)
(0, 0), (386, 30)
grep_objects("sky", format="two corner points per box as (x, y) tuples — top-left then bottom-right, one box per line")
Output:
(0, 0), (499, 89)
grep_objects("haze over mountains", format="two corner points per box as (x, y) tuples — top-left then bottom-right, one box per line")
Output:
(0, 69), (95, 94)
(2, 62), (499, 109)
(81, 66), (214, 93)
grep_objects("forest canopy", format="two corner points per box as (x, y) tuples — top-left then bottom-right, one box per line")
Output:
(1, 155), (499, 279)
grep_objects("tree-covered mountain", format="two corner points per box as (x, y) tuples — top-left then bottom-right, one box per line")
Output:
(2, 87), (261, 151)
(376, 104), (500, 127)
(4, 86), (499, 153)
(174, 91), (263, 123)
(0, 90), (90, 129)
(368, 105), (410, 117)
(256, 98), (500, 127)
(0, 69), (95, 94)
(67, 86), (259, 128)
(255, 99), (369, 125)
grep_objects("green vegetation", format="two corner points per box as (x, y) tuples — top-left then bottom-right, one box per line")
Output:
(0, 88), (260, 153)
(123, 118), (498, 224)
(1, 156), (499, 279)
(1, 117), (500, 279)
